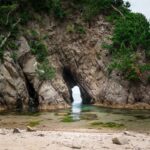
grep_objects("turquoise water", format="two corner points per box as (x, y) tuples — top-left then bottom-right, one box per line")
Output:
(0, 105), (150, 132)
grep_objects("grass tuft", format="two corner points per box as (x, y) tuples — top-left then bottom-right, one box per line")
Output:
(90, 121), (125, 128)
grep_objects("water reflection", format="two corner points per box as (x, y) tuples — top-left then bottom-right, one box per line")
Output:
(71, 86), (82, 120)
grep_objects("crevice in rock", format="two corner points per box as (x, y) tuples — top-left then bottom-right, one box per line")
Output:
(0, 94), (6, 107)
(24, 75), (39, 112)
(62, 66), (92, 104)
(135, 98), (142, 103)
(16, 97), (23, 112)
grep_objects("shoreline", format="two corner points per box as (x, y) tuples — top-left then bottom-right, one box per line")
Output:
(1, 102), (150, 113)
(0, 128), (150, 150)
(94, 102), (150, 110)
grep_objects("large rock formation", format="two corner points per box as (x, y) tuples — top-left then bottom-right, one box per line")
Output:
(39, 15), (150, 106)
(36, 16), (126, 105)
(0, 15), (150, 111)
(0, 52), (29, 110)
(18, 36), (69, 110)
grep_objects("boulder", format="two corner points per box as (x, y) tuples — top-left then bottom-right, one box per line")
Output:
(13, 128), (21, 133)
(112, 137), (129, 145)
(38, 81), (68, 110)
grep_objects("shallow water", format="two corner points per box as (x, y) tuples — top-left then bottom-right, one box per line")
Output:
(0, 105), (150, 133)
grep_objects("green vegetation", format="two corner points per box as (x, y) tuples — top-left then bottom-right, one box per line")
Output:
(90, 121), (125, 128)
(36, 60), (55, 80)
(27, 29), (49, 62)
(11, 51), (18, 62)
(30, 40), (48, 62)
(27, 29), (56, 80)
(61, 115), (75, 122)
(66, 23), (86, 34)
(107, 12), (150, 81)
(81, 113), (98, 120)
(0, 0), (150, 84)
(28, 120), (41, 127)
(70, 0), (129, 21)
(0, 0), (64, 62)
(61, 113), (97, 122)
(0, 0), (129, 62)
(0, 5), (19, 61)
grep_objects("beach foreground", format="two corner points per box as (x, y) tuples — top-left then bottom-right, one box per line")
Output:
(0, 129), (150, 150)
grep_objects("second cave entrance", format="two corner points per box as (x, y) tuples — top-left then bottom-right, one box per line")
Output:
(62, 67), (92, 104)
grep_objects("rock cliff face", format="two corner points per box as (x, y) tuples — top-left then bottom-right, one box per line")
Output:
(18, 36), (69, 110)
(0, 52), (29, 110)
(0, 15), (150, 111)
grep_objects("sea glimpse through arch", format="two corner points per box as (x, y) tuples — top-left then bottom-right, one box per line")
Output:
(71, 86), (82, 120)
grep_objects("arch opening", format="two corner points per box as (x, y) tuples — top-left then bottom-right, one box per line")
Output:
(62, 67), (92, 104)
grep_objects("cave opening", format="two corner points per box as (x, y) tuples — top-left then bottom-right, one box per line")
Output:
(62, 67), (92, 104)
(24, 76), (39, 112)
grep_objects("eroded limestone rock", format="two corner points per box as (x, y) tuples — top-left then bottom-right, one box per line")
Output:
(112, 137), (129, 145)
(18, 37), (69, 110)
(0, 52), (29, 110)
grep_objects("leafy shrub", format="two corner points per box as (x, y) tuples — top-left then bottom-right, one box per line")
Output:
(61, 115), (75, 122)
(107, 12), (150, 81)
(11, 51), (18, 62)
(0, 4), (18, 27)
(77, 0), (127, 21)
(90, 121), (124, 128)
(52, 0), (65, 19)
(83, 0), (113, 21)
(36, 60), (55, 80)
(66, 23), (86, 34)
(112, 13), (150, 54)
(28, 120), (41, 127)
(30, 40), (48, 62)
(30, 0), (52, 13)
(75, 24), (86, 34)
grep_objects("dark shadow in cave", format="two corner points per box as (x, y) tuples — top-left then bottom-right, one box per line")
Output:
(16, 97), (23, 112)
(0, 94), (6, 108)
(24, 76), (39, 112)
(62, 67), (92, 104)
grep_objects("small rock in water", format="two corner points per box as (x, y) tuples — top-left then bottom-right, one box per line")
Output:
(26, 126), (36, 132)
(13, 128), (21, 133)
(112, 137), (129, 145)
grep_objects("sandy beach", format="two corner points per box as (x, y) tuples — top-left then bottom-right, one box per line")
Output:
(0, 129), (150, 150)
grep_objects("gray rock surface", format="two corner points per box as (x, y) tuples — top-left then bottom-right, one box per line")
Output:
(13, 128), (21, 134)
(18, 37), (69, 110)
(0, 52), (29, 110)
(0, 15), (150, 110)
(112, 137), (129, 145)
